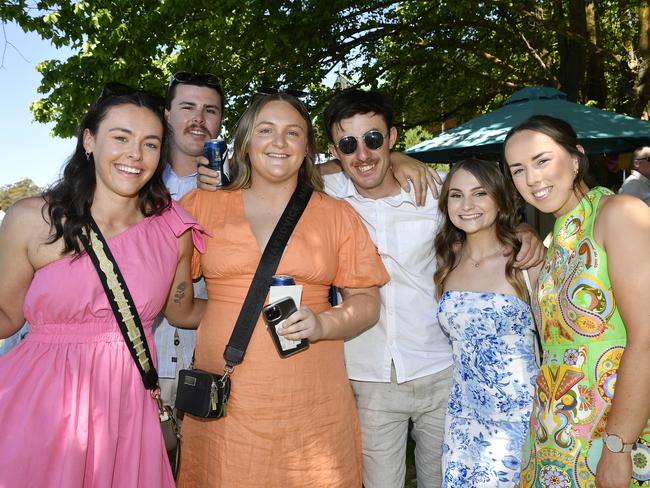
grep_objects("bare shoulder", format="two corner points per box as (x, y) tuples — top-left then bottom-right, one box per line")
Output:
(595, 193), (650, 249)
(597, 193), (650, 229)
(2, 197), (66, 268)
(2, 196), (50, 235)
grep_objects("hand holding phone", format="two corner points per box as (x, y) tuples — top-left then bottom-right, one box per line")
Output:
(262, 297), (309, 358)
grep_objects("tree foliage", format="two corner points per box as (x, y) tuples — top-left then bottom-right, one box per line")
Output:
(2, 0), (649, 149)
(0, 178), (42, 209)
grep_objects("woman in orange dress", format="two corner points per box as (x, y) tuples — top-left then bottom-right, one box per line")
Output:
(177, 92), (389, 487)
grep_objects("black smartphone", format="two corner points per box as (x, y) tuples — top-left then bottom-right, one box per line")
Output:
(262, 297), (309, 358)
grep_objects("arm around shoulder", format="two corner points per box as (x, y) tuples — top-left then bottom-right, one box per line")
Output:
(317, 159), (343, 175)
(514, 222), (545, 269)
(390, 151), (442, 204)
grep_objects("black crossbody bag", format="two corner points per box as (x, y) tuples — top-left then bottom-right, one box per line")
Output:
(174, 183), (313, 418)
(79, 217), (181, 474)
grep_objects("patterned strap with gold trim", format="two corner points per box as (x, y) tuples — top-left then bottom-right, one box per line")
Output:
(80, 218), (159, 390)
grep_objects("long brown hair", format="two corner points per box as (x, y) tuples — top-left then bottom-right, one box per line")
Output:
(43, 90), (170, 256)
(227, 93), (323, 191)
(433, 158), (528, 302)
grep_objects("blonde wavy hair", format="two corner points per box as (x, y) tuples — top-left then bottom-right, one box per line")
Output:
(227, 93), (323, 191)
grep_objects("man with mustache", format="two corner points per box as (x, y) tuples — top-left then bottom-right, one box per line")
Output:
(153, 72), (224, 412)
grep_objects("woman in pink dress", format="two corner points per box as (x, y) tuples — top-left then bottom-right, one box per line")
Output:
(0, 85), (205, 487)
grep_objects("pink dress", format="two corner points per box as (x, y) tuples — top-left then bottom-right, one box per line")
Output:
(0, 202), (204, 488)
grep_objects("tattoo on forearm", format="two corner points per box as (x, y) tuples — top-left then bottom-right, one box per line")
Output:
(173, 282), (188, 305)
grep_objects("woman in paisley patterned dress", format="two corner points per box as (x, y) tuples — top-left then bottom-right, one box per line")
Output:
(434, 158), (542, 487)
(504, 115), (650, 488)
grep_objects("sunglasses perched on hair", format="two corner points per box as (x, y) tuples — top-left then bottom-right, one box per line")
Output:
(256, 86), (310, 99)
(335, 130), (387, 155)
(168, 71), (224, 95)
(97, 82), (165, 109)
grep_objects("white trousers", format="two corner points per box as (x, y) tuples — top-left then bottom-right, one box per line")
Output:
(350, 365), (453, 488)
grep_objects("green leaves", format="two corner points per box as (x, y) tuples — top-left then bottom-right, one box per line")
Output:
(3, 0), (649, 146)
(0, 179), (42, 209)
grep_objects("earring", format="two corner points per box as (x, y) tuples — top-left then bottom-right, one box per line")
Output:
(85, 151), (91, 161)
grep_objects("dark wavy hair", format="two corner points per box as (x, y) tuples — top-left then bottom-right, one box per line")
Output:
(228, 92), (323, 191)
(324, 88), (394, 143)
(503, 115), (590, 194)
(433, 158), (528, 302)
(43, 90), (171, 255)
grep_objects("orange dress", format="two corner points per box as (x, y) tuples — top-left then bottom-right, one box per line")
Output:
(178, 189), (389, 488)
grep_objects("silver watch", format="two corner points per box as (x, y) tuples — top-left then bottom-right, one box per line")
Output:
(604, 433), (634, 453)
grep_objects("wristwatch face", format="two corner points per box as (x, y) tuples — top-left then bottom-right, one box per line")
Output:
(605, 434), (624, 452)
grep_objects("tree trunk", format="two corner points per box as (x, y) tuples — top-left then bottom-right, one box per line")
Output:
(558, 0), (588, 101)
(584, 0), (607, 106)
(632, 3), (650, 117)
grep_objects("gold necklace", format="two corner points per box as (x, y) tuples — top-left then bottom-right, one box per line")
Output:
(464, 246), (503, 268)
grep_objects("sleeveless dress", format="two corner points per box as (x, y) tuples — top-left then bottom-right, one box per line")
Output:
(438, 291), (538, 487)
(519, 187), (650, 488)
(0, 202), (204, 488)
(177, 189), (389, 488)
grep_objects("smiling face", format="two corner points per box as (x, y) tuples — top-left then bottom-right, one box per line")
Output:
(83, 103), (163, 199)
(505, 129), (582, 216)
(165, 83), (223, 158)
(247, 100), (308, 186)
(447, 168), (499, 235)
(328, 112), (399, 199)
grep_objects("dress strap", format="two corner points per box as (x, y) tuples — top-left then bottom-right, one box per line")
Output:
(522, 268), (543, 366)
(522, 269), (533, 299)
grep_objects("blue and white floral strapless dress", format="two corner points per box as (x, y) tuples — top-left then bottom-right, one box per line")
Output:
(437, 291), (538, 488)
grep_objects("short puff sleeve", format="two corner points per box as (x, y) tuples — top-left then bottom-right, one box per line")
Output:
(332, 198), (390, 289)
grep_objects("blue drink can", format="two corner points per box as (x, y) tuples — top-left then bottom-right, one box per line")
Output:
(271, 275), (295, 286)
(203, 139), (230, 186)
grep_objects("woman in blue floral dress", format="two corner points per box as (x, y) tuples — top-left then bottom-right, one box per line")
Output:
(434, 158), (542, 487)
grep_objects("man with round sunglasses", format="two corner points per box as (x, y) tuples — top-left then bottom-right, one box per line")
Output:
(153, 71), (225, 415)
(619, 146), (650, 206)
(321, 89), (452, 488)
(322, 88), (544, 488)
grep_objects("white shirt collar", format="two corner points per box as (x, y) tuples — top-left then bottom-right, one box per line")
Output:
(331, 172), (419, 208)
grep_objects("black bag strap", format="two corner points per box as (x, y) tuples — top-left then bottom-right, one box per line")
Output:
(223, 183), (313, 369)
(80, 219), (159, 390)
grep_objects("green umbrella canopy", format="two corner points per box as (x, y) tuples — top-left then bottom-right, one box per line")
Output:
(406, 86), (650, 163)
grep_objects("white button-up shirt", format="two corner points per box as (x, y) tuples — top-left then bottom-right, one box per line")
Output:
(324, 173), (452, 384)
(152, 165), (206, 378)
(619, 170), (650, 207)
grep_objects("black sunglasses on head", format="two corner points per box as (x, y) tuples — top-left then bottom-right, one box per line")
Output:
(335, 130), (386, 155)
(168, 71), (223, 95)
(97, 82), (165, 110)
